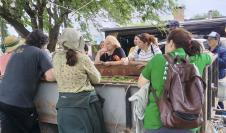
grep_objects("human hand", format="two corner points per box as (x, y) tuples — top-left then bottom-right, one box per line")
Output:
(136, 64), (145, 69)
(103, 62), (112, 66)
(98, 48), (108, 55)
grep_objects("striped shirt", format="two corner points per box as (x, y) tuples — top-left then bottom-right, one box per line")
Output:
(128, 45), (162, 61)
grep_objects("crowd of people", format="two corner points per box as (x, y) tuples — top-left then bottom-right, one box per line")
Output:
(0, 20), (225, 133)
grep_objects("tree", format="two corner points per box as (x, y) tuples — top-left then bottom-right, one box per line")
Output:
(192, 10), (223, 19)
(0, 0), (176, 51)
(0, 17), (8, 43)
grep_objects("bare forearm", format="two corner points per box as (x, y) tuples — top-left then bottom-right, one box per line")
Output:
(129, 61), (147, 65)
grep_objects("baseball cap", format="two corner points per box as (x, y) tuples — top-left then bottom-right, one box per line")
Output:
(207, 31), (220, 40)
(166, 20), (180, 28)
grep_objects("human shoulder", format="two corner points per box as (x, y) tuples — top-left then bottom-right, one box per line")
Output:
(146, 54), (165, 66)
(77, 52), (92, 63)
(115, 47), (124, 52)
(190, 53), (212, 65)
(25, 45), (41, 52)
(218, 45), (226, 53)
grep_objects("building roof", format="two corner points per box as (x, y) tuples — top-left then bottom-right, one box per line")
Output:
(101, 17), (226, 37)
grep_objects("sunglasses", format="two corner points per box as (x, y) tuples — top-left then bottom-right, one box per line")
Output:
(207, 37), (217, 41)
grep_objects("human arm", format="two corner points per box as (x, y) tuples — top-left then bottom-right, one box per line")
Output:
(218, 49), (226, 68)
(138, 74), (150, 88)
(84, 56), (101, 84)
(137, 59), (153, 88)
(43, 68), (55, 82)
(39, 50), (56, 82)
(104, 47), (127, 65)
(203, 50), (214, 64)
(94, 48), (108, 64)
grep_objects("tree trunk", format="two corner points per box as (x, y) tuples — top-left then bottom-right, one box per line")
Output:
(0, 7), (30, 37)
(48, 24), (60, 52)
(1, 16), (30, 37)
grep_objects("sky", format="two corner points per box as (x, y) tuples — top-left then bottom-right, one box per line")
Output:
(177, 0), (226, 19)
(6, 0), (226, 40)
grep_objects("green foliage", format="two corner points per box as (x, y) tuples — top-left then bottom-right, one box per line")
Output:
(192, 10), (223, 19)
(0, 0), (176, 50)
(0, 18), (8, 43)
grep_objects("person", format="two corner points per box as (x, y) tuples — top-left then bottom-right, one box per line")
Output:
(0, 30), (55, 133)
(138, 28), (211, 133)
(128, 35), (140, 55)
(99, 40), (105, 49)
(166, 20), (180, 32)
(0, 35), (23, 75)
(128, 33), (162, 67)
(95, 35), (126, 65)
(207, 31), (226, 110)
(84, 43), (94, 60)
(53, 28), (106, 133)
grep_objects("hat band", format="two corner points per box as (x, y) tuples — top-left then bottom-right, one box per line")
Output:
(4, 39), (20, 48)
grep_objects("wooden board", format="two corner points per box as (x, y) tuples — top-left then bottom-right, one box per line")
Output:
(95, 64), (143, 76)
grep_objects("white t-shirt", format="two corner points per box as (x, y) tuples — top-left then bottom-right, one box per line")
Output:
(128, 45), (162, 61)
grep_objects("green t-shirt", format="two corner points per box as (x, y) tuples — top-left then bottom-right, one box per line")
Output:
(142, 48), (211, 129)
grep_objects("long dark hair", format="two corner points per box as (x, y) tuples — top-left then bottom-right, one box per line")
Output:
(66, 49), (78, 66)
(167, 28), (201, 56)
(26, 29), (48, 48)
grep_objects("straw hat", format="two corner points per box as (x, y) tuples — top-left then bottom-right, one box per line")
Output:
(3, 35), (23, 53)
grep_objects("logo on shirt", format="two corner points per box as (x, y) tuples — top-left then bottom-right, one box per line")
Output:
(14, 47), (24, 54)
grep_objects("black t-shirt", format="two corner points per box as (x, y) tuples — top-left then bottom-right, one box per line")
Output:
(0, 45), (53, 108)
(100, 47), (126, 62)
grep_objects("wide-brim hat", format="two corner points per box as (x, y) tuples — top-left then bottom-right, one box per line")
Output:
(3, 35), (23, 53)
(57, 28), (85, 52)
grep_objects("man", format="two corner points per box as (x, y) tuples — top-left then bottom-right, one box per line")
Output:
(166, 20), (180, 32)
(0, 30), (55, 133)
(207, 31), (226, 110)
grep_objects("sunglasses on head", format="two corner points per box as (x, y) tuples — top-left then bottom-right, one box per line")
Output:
(136, 33), (145, 38)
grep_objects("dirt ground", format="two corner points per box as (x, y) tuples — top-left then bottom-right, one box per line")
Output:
(205, 99), (226, 133)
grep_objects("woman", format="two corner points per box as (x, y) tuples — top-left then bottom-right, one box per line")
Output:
(128, 35), (140, 54)
(0, 35), (22, 75)
(138, 28), (212, 133)
(53, 28), (106, 133)
(95, 35), (126, 65)
(0, 30), (55, 133)
(128, 33), (162, 67)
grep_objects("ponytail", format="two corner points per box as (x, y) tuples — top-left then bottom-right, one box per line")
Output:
(66, 49), (78, 66)
(137, 33), (157, 45)
(145, 34), (157, 44)
(186, 40), (202, 56)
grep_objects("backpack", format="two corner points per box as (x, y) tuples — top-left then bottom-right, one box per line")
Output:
(150, 54), (205, 129)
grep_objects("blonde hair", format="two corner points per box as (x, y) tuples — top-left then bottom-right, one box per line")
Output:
(105, 35), (121, 48)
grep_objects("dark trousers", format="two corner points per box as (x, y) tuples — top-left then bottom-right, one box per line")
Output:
(0, 102), (40, 133)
